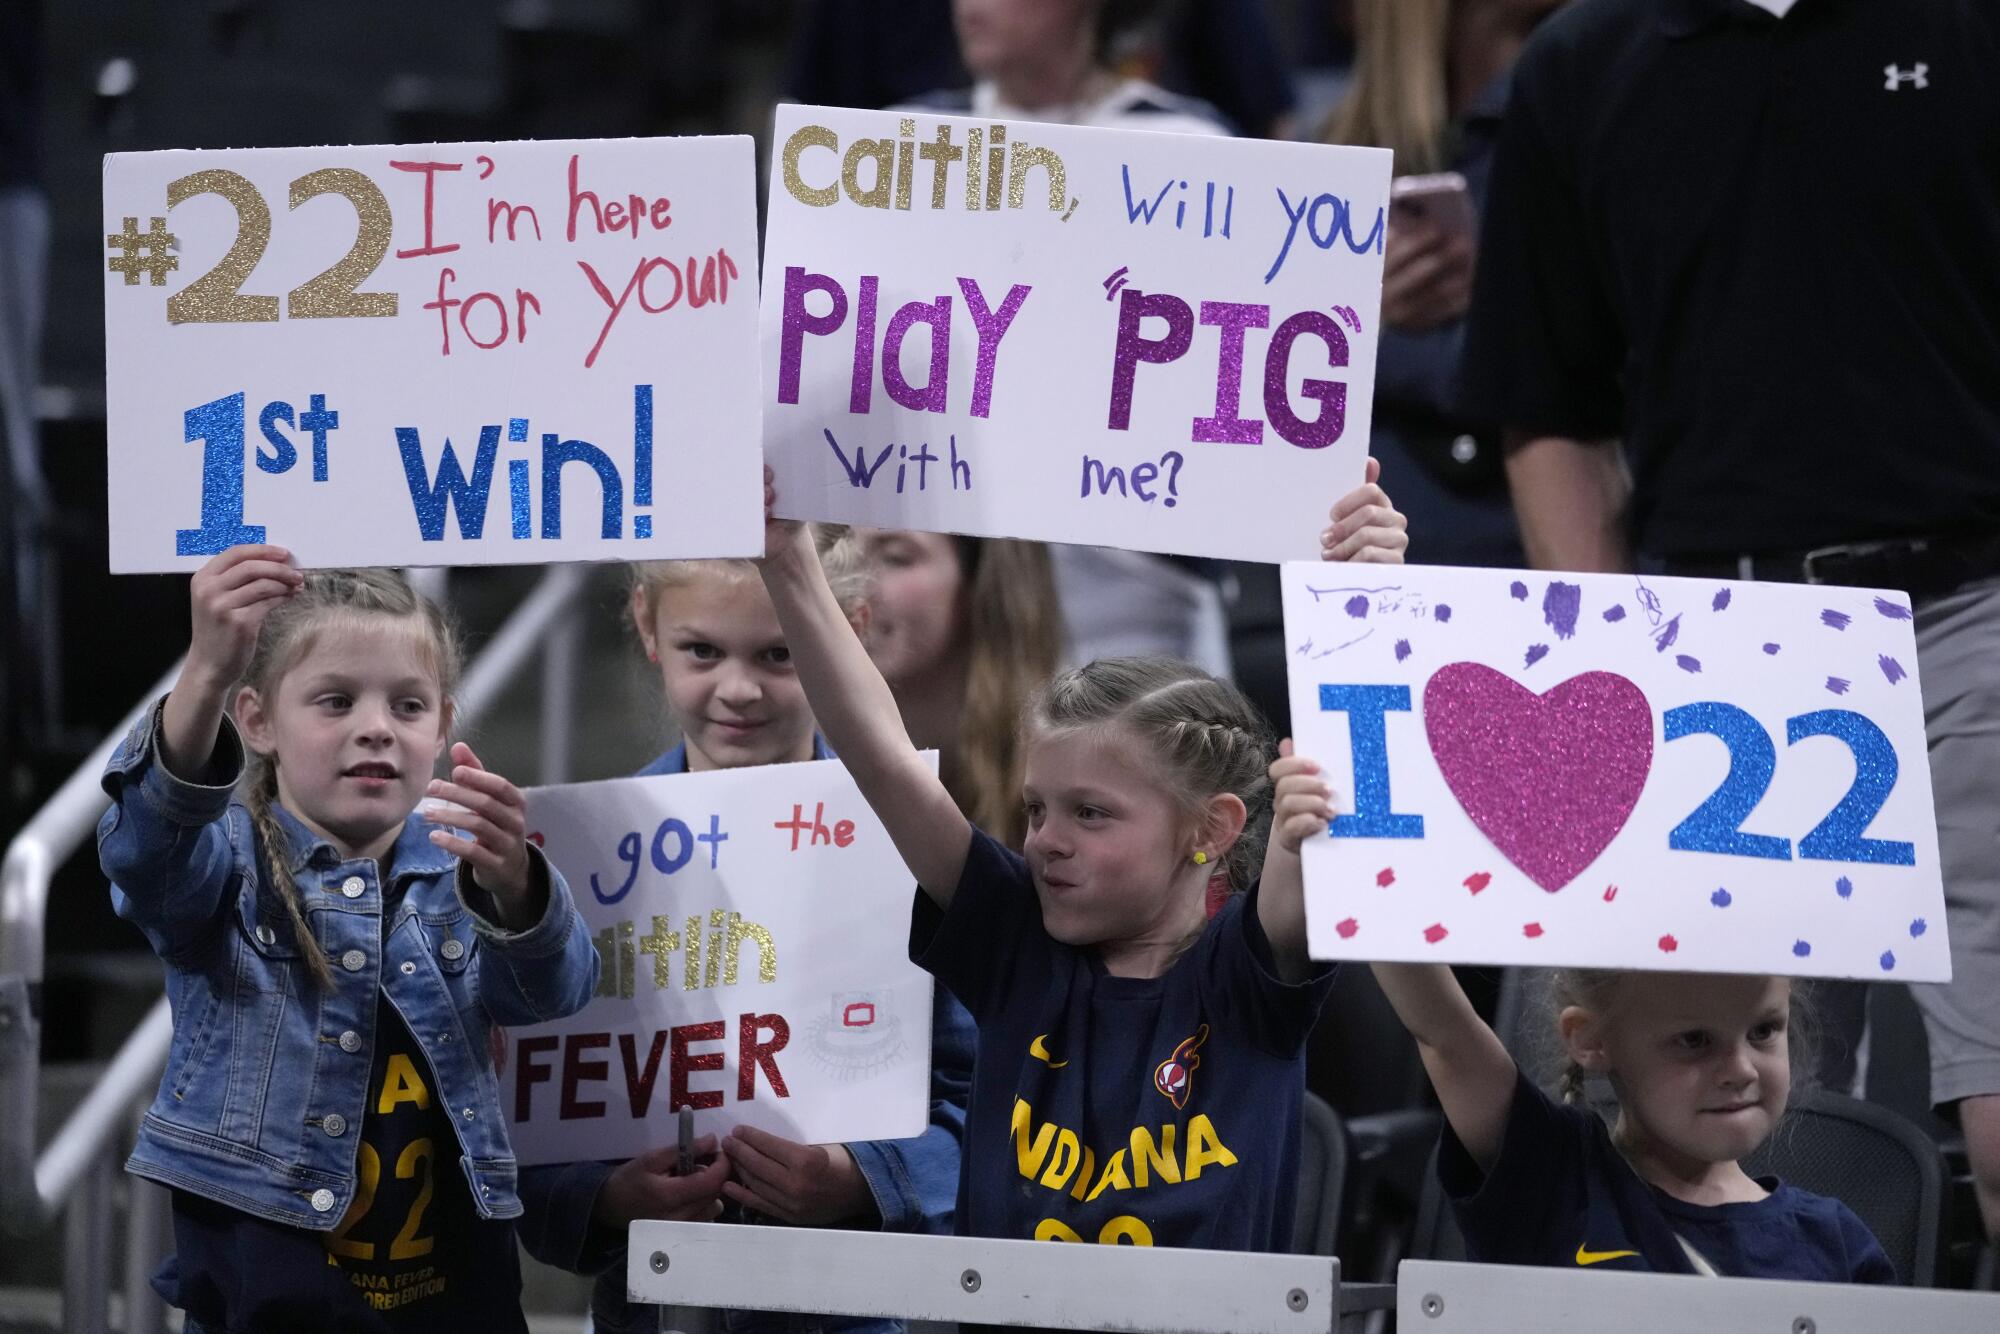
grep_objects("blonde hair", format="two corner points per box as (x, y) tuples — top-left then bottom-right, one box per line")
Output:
(949, 538), (1063, 849)
(1321, 0), (1452, 175)
(1027, 656), (1274, 891)
(629, 525), (869, 635)
(236, 569), (462, 988)
(1545, 969), (1820, 1107)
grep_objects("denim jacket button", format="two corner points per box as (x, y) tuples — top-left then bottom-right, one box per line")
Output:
(338, 1030), (362, 1053)
(340, 949), (367, 973)
(310, 1188), (336, 1213)
(254, 925), (276, 947)
(323, 1113), (348, 1138)
(340, 876), (366, 899)
(399, 960), (417, 976)
(440, 939), (464, 961)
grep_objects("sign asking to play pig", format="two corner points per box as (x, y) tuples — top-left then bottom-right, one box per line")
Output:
(503, 758), (936, 1165)
(1282, 565), (1948, 980)
(104, 136), (762, 571)
(761, 104), (1391, 562)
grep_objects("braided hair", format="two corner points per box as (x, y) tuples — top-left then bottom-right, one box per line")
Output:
(237, 569), (462, 988)
(1028, 656), (1275, 892)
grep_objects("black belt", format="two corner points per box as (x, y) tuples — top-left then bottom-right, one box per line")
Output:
(1660, 530), (2000, 602)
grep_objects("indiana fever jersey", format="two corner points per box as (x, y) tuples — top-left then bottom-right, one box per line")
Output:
(913, 829), (1336, 1250)
(325, 995), (527, 1331)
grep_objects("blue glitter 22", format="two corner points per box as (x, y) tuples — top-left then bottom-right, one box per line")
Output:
(1787, 709), (1915, 865)
(1318, 684), (1425, 840)
(1663, 701), (1792, 860)
(177, 391), (266, 555)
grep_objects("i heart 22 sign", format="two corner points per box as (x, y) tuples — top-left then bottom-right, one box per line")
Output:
(1281, 564), (1947, 980)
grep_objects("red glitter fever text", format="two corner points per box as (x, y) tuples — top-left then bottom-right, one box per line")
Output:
(513, 1014), (791, 1122)
(386, 154), (739, 368)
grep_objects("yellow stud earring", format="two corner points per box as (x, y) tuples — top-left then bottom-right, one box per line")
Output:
(1192, 850), (1209, 866)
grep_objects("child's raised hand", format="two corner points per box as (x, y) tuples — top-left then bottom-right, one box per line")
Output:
(425, 742), (536, 915)
(1270, 739), (1337, 855)
(759, 464), (810, 563)
(721, 1125), (875, 1226)
(1320, 457), (1408, 563)
(185, 545), (303, 688)
(593, 1138), (729, 1227)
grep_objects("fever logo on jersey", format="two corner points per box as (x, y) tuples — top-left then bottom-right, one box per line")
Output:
(1153, 1025), (1209, 1110)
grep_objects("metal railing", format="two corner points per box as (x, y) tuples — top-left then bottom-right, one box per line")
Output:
(0, 562), (592, 1333)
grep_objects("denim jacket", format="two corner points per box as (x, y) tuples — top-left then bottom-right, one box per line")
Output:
(515, 740), (975, 1334)
(97, 700), (600, 1231)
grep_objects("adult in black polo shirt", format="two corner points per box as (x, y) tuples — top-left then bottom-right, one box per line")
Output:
(1461, 0), (2000, 1245)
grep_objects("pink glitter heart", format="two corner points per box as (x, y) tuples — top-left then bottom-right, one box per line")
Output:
(1423, 663), (1653, 893)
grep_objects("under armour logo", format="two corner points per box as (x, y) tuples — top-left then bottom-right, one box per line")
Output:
(1883, 63), (1929, 91)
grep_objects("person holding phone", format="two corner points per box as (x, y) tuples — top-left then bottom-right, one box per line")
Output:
(1224, 0), (1562, 741)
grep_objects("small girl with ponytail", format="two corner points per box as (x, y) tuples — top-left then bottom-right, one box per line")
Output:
(99, 545), (600, 1333)
(1328, 944), (1896, 1279)
(754, 465), (1408, 1255)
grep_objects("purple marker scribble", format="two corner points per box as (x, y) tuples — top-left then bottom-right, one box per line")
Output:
(1836, 876), (1854, 899)
(1344, 594), (1371, 619)
(1911, 918), (1928, 938)
(1394, 638), (1412, 662)
(1880, 950), (1896, 972)
(1710, 888), (1731, 908)
(1509, 580), (1528, 601)
(1792, 939), (1812, 958)
(1434, 604), (1452, 623)
(1524, 643), (1550, 668)
(1763, 642), (1781, 655)
(1821, 608), (1852, 630)
(1874, 597), (1912, 621)
(1675, 654), (1702, 674)
(1826, 676), (1851, 695)
(1712, 588), (1732, 612)
(1603, 604), (1627, 623)
(1542, 581), (1583, 640)
(1652, 614), (1682, 653)
(1878, 655), (1906, 685)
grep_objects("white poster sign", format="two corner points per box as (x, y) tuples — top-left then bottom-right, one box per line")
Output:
(103, 136), (762, 571)
(505, 759), (934, 1165)
(761, 103), (1391, 562)
(1283, 565), (1947, 980)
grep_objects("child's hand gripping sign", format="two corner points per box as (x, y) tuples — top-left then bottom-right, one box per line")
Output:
(1281, 564), (1947, 980)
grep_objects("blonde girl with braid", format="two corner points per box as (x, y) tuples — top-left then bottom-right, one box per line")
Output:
(754, 463), (1407, 1256)
(98, 545), (599, 1334)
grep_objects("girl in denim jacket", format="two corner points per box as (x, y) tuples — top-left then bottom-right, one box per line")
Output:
(515, 530), (975, 1334)
(98, 546), (600, 1333)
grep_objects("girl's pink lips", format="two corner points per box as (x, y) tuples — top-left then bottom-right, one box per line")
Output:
(343, 762), (399, 780)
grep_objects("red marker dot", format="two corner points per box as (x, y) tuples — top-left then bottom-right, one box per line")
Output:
(1658, 933), (1678, 953)
(1376, 867), (1396, 888)
(1523, 922), (1543, 939)
(1423, 923), (1449, 944)
(1464, 871), (1492, 895)
(1603, 884), (1619, 903)
(528, 831), (546, 847)
(1335, 917), (1359, 939)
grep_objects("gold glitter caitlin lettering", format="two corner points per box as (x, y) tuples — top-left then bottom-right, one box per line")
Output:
(1008, 142), (1066, 212)
(920, 124), (965, 209)
(723, 912), (777, 985)
(985, 126), (1006, 211)
(895, 118), (915, 210)
(684, 914), (702, 992)
(594, 922), (637, 999)
(965, 129), (984, 209)
(637, 916), (680, 990)
(286, 167), (399, 319)
(841, 137), (894, 209)
(781, 123), (840, 207)
(704, 908), (726, 989)
(166, 168), (279, 324)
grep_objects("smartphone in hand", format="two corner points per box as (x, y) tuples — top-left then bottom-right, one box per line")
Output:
(1390, 172), (1475, 239)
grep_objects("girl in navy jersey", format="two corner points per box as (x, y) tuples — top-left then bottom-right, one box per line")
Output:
(755, 463), (1407, 1254)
